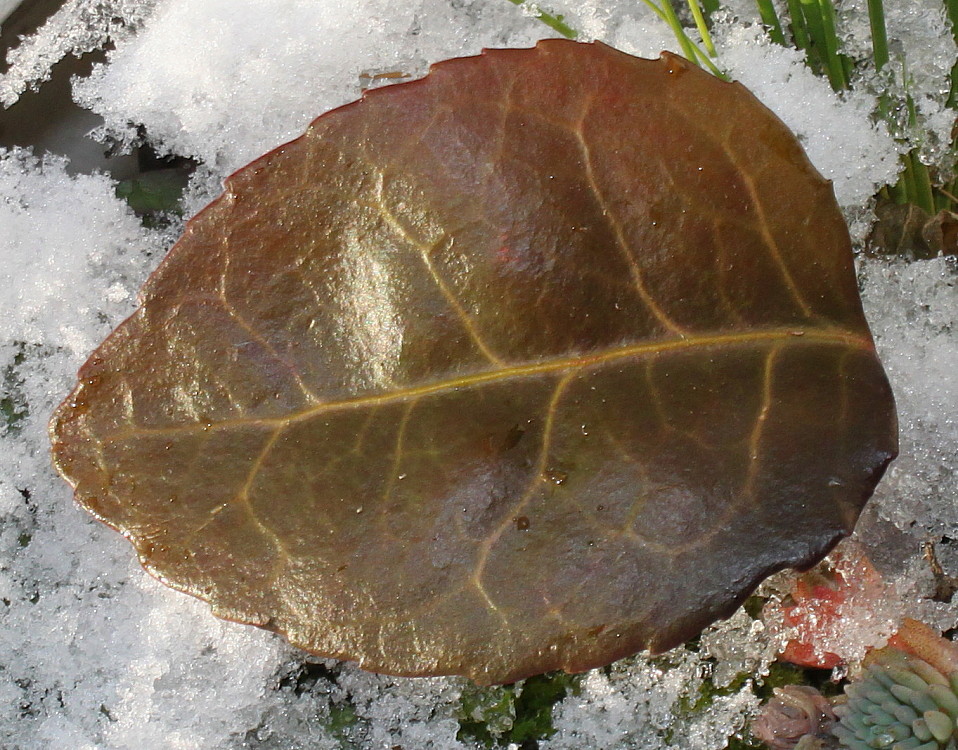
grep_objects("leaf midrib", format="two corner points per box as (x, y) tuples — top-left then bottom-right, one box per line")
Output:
(105, 326), (873, 440)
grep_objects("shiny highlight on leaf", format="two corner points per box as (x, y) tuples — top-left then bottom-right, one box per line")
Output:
(50, 40), (897, 684)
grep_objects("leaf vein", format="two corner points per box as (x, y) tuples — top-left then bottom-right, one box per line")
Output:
(663, 100), (815, 319)
(471, 370), (578, 621)
(574, 99), (687, 336)
(101, 328), (871, 442)
(218, 252), (321, 404)
(373, 171), (505, 366)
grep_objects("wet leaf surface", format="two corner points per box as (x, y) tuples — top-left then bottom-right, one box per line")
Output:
(51, 40), (897, 684)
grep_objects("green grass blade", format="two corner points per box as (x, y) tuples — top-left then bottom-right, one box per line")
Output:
(903, 152), (937, 214)
(901, 154), (919, 207)
(867, 0), (889, 70)
(945, 0), (958, 107)
(785, 0), (810, 49)
(637, 0), (727, 79)
(798, 0), (829, 74)
(700, 0), (720, 16)
(949, 59), (958, 109)
(884, 180), (906, 205)
(687, 40), (728, 77)
(687, 0), (717, 56)
(755, 0), (787, 45)
(650, 0), (704, 62)
(814, 0), (849, 89)
(791, 0), (848, 89)
(505, 0), (578, 38)
(913, 161), (936, 215)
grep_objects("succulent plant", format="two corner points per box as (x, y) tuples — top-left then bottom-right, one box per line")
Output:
(832, 648), (958, 750)
(753, 685), (838, 750)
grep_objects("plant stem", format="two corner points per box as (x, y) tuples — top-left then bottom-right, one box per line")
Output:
(755, 0), (787, 45)
(945, 0), (958, 108)
(785, 0), (810, 50)
(866, 0), (889, 70)
(881, 56), (938, 213)
(907, 152), (937, 215)
(505, 0), (578, 39)
(914, 158), (935, 213)
(938, 182), (958, 209)
(687, 0), (717, 56)
(805, 0), (848, 89)
(638, 0), (728, 78)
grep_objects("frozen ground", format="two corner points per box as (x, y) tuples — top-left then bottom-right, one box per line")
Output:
(0, 1), (955, 748)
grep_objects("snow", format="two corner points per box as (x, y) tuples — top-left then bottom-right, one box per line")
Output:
(0, 0), (160, 108)
(71, 0), (543, 174)
(544, 649), (761, 749)
(0, 149), (151, 351)
(839, 0), (958, 173)
(0, 0), (956, 748)
(0, 0), (20, 26)
(715, 23), (901, 211)
(861, 256), (958, 545)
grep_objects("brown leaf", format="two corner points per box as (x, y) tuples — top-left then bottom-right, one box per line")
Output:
(925, 209), (958, 257)
(50, 40), (897, 684)
(867, 199), (958, 259)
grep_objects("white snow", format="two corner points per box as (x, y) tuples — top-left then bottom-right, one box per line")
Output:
(543, 649), (761, 750)
(862, 256), (958, 542)
(0, 0), (956, 748)
(840, 0), (958, 173)
(0, 0), (20, 26)
(0, 0), (160, 107)
(71, 0), (543, 174)
(0, 149), (151, 351)
(715, 23), (902, 210)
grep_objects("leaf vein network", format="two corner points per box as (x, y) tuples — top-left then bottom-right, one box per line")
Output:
(103, 327), (871, 443)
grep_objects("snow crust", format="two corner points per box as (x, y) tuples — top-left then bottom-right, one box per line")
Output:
(863, 257), (958, 544)
(0, 0), (956, 747)
(716, 24), (901, 209)
(71, 0), (543, 174)
(840, 0), (958, 173)
(0, 0), (160, 107)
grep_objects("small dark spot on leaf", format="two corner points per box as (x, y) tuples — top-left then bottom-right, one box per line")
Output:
(502, 423), (527, 451)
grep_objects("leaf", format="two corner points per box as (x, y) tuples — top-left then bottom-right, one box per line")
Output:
(769, 542), (890, 670)
(867, 199), (958, 260)
(50, 40), (897, 685)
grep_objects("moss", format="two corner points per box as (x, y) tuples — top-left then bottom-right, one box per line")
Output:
(0, 395), (27, 433)
(724, 733), (768, 750)
(510, 672), (580, 745)
(664, 646), (822, 748)
(742, 595), (766, 621)
(456, 671), (581, 748)
(757, 662), (813, 697)
(1, 346), (28, 436)
(326, 702), (361, 747)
